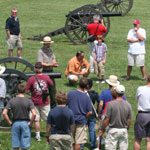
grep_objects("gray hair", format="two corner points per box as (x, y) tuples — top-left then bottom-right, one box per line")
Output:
(11, 8), (18, 12)
(93, 15), (100, 21)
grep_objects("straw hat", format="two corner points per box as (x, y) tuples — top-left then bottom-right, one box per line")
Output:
(106, 75), (120, 87)
(0, 65), (6, 75)
(40, 36), (54, 44)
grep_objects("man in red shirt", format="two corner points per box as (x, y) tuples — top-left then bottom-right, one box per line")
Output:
(87, 15), (107, 72)
(26, 62), (53, 141)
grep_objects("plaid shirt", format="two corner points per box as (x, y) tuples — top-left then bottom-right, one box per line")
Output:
(93, 43), (107, 62)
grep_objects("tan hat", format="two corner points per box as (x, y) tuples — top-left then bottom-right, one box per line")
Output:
(106, 75), (120, 87)
(40, 36), (54, 44)
(0, 65), (6, 75)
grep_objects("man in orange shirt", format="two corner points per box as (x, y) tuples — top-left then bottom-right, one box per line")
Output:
(65, 51), (90, 82)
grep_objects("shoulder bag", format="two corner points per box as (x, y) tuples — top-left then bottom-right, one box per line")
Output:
(34, 75), (49, 103)
(88, 24), (100, 42)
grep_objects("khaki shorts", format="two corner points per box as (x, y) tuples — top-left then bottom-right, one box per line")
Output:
(73, 124), (87, 144)
(67, 68), (87, 81)
(94, 61), (105, 76)
(49, 134), (73, 150)
(105, 128), (128, 150)
(67, 74), (83, 81)
(127, 53), (145, 67)
(34, 105), (50, 121)
(7, 35), (23, 50)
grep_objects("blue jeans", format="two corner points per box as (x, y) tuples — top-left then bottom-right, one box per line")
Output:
(87, 115), (97, 148)
(11, 120), (31, 149)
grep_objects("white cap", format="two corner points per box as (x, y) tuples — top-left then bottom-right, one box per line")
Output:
(114, 85), (125, 94)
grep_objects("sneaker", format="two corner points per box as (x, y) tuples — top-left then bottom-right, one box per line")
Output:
(101, 80), (105, 84)
(93, 148), (99, 150)
(18, 56), (22, 59)
(90, 70), (94, 73)
(35, 136), (41, 141)
(124, 76), (130, 81)
(96, 80), (100, 83)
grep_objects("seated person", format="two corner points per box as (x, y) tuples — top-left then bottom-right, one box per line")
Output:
(65, 51), (90, 82)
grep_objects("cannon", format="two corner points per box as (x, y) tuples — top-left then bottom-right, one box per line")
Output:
(0, 57), (61, 129)
(101, 0), (133, 16)
(27, 1), (133, 45)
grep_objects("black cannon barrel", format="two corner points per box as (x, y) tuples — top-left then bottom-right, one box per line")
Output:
(66, 12), (122, 18)
(100, 12), (122, 17)
(0, 72), (62, 79)
(26, 72), (62, 78)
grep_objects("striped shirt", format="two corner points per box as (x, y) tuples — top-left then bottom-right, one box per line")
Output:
(93, 43), (107, 62)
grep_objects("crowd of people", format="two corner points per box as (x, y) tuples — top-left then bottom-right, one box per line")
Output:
(0, 7), (149, 150)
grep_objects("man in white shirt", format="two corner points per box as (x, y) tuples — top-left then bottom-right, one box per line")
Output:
(0, 65), (6, 122)
(126, 20), (146, 80)
(134, 74), (150, 150)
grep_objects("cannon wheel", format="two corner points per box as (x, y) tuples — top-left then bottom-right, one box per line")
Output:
(0, 57), (34, 72)
(0, 68), (29, 129)
(101, 0), (133, 16)
(65, 4), (110, 45)
(0, 58), (33, 129)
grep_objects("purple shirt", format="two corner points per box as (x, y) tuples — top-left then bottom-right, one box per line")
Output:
(93, 43), (107, 62)
(26, 74), (53, 106)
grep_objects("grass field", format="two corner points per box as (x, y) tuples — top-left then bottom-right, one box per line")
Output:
(0, 0), (150, 149)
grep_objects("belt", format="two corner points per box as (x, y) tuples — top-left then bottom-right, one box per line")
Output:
(10, 34), (19, 36)
(138, 111), (150, 113)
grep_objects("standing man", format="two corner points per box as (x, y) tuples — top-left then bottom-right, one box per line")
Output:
(67, 78), (92, 150)
(65, 51), (90, 83)
(87, 15), (107, 72)
(126, 19), (146, 80)
(46, 91), (74, 150)
(3, 84), (36, 150)
(99, 85), (132, 150)
(26, 62), (53, 141)
(0, 65), (6, 122)
(5, 8), (23, 58)
(134, 74), (150, 150)
(37, 36), (58, 108)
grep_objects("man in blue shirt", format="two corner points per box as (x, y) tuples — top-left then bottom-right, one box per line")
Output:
(67, 77), (92, 150)
(5, 8), (23, 58)
(99, 75), (127, 118)
(47, 91), (74, 150)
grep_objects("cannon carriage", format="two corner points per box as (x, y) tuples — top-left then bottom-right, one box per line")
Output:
(0, 57), (61, 129)
(27, 0), (133, 45)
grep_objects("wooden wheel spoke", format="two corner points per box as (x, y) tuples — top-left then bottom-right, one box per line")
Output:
(23, 65), (28, 73)
(14, 62), (17, 70)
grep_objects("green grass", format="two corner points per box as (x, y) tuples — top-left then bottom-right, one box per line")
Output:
(0, 0), (150, 149)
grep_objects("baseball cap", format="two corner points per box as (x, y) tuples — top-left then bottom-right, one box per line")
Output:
(35, 62), (43, 68)
(114, 85), (125, 94)
(133, 20), (140, 25)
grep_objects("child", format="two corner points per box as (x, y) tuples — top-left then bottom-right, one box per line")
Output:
(93, 35), (107, 83)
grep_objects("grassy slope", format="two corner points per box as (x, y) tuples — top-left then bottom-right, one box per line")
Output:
(0, 0), (150, 149)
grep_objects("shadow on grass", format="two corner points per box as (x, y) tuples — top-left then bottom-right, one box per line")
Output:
(64, 82), (78, 88)
(121, 75), (142, 81)
(84, 143), (105, 150)
(31, 131), (46, 138)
